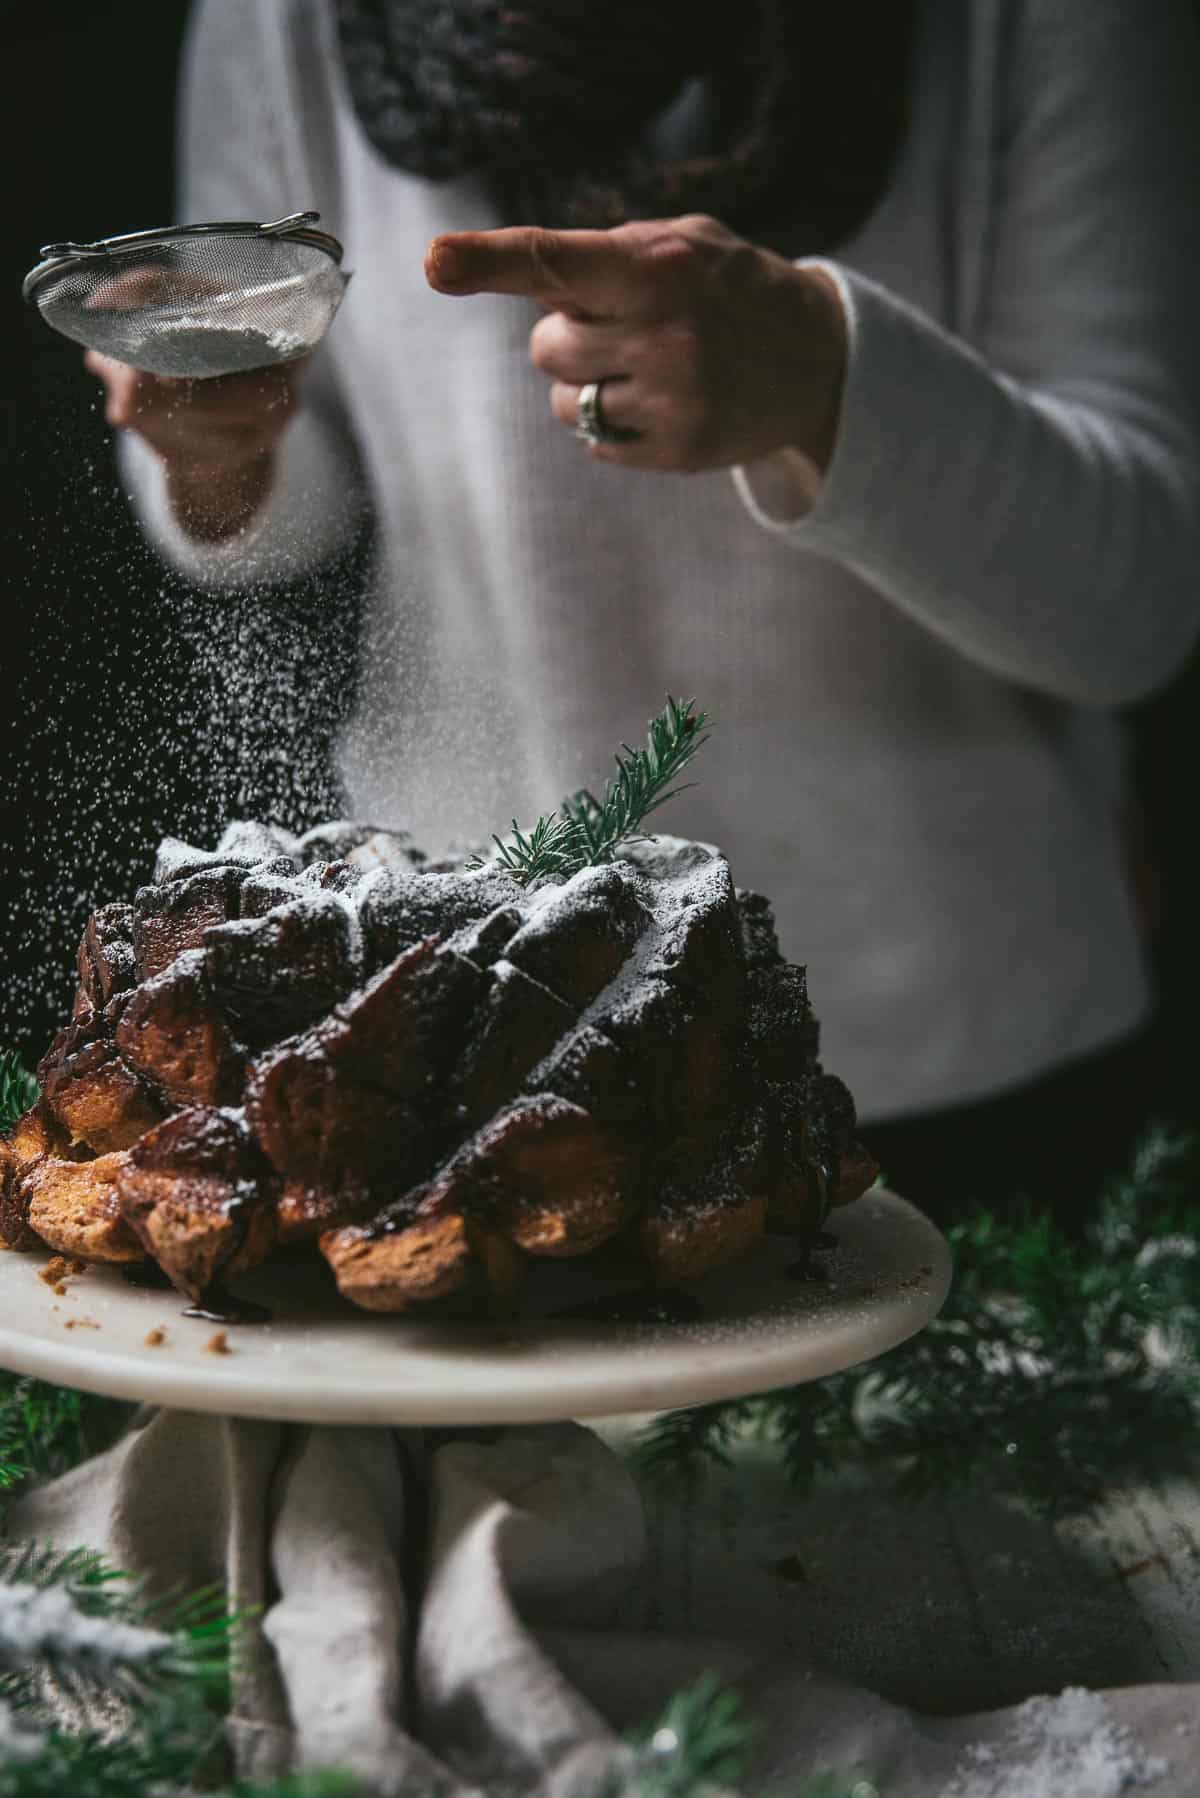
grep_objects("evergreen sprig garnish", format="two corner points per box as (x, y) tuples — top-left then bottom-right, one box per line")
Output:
(483, 810), (583, 889)
(0, 1056), (36, 1134)
(475, 696), (711, 887)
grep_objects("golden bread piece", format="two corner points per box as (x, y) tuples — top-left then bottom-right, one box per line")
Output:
(39, 1001), (164, 1155)
(463, 1094), (632, 1258)
(248, 936), (483, 1218)
(325, 934), (483, 1096)
(470, 1223), (525, 1314)
(627, 838), (745, 1017)
(321, 1199), (524, 1315)
(76, 903), (138, 1011)
(204, 894), (357, 1047)
(830, 1143), (881, 1207)
(245, 1032), (422, 1189)
(639, 1187), (768, 1285)
(23, 1152), (143, 1263)
(115, 949), (243, 1107)
(322, 1204), (474, 1312)
(132, 866), (244, 981)
(763, 1146), (879, 1229)
(746, 965), (819, 1078)
(523, 1022), (642, 1126)
(1, 1138), (43, 1252)
(501, 863), (648, 1010)
(355, 866), (517, 971)
(602, 976), (728, 1143)
(116, 1109), (276, 1302)
(43, 1041), (163, 1154)
(9, 1105), (67, 1165)
(277, 1176), (374, 1245)
(764, 1167), (823, 1233)
(759, 1065), (877, 1230)
(317, 1093), (629, 1313)
(1, 1105), (77, 1251)
(451, 961), (574, 1128)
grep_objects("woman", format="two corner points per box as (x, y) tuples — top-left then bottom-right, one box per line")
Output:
(92, 0), (1200, 1225)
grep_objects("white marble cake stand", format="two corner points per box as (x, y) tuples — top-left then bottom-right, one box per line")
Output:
(0, 1191), (949, 1425)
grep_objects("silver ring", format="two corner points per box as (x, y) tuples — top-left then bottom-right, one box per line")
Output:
(575, 378), (637, 446)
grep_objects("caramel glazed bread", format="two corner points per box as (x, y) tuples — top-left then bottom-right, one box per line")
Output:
(1, 820), (878, 1315)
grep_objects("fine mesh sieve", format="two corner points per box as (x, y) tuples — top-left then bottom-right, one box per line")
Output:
(21, 212), (348, 379)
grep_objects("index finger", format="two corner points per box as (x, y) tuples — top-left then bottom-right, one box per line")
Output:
(424, 225), (686, 318)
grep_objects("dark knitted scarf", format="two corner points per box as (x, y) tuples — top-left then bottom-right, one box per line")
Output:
(333, 0), (917, 253)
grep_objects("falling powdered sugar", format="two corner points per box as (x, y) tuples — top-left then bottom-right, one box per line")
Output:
(3, 310), (372, 1061)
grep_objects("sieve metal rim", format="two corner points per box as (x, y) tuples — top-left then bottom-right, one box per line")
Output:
(21, 210), (344, 306)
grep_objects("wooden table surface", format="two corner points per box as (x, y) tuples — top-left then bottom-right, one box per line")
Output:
(598, 1423), (1200, 1716)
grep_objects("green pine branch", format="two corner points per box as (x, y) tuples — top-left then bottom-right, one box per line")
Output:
(607, 1675), (876, 1797)
(0, 1546), (233, 1703)
(0, 1056), (37, 1134)
(0, 1702), (356, 1798)
(1, 1064), (125, 1500)
(0, 1380), (129, 1497)
(0, 1546), (252, 1798)
(634, 1122), (1200, 1518)
(473, 697), (711, 886)
(0, 1694), (211, 1798)
(626, 1672), (754, 1795)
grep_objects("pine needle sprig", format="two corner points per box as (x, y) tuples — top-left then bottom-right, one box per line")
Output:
(561, 696), (712, 866)
(0, 1695), (359, 1797)
(0, 1689), (215, 1798)
(629, 1398), (757, 1493)
(0, 1056), (37, 1134)
(0, 1546), (233, 1701)
(627, 1673), (754, 1796)
(474, 697), (711, 887)
(0, 1379), (128, 1496)
(585, 1673), (755, 1797)
(482, 811), (584, 888)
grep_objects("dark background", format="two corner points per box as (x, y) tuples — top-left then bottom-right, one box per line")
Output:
(2, 4), (1198, 1147)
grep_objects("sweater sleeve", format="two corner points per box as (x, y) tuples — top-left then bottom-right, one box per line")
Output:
(119, 0), (366, 589)
(734, 0), (1200, 707)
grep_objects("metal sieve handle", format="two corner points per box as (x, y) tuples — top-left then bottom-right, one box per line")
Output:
(258, 212), (320, 237)
(37, 213), (324, 262)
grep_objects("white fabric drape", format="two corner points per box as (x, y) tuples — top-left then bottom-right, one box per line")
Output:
(10, 1412), (1199, 1795)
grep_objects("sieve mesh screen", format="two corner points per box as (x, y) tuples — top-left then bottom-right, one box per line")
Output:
(27, 226), (347, 378)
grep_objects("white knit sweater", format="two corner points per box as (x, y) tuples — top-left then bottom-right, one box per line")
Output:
(122, 0), (1200, 1122)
